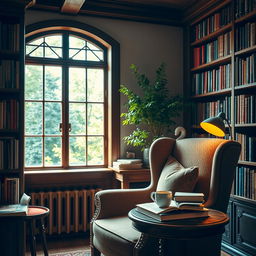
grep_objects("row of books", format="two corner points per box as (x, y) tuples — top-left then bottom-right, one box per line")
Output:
(0, 139), (19, 170)
(235, 0), (256, 19)
(136, 192), (207, 221)
(193, 32), (231, 68)
(0, 60), (19, 89)
(0, 177), (19, 204)
(112, 158), (143, 170)
(191, 5), (231, 42)
(0, 22), (20, 52)
(235, 133), (256, 162)
(192, 97), (231, 125)
(235, 22), (256, 51)
(234, 166), (256, 200)
(192, 64), (231, 95)
(235, 54), (256, 86)
(0, 100), (19, 129)
(234, 95), (256, 124)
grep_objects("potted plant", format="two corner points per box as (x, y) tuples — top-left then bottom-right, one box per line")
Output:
(120, 63), (183, 166)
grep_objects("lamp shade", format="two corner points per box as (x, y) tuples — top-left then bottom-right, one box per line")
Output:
(200, 112), (226, 137)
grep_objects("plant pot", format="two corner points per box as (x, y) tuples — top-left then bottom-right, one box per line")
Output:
(143, 148), (150, 168)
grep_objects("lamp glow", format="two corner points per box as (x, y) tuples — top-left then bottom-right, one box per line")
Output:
(200, 112), (232, 139)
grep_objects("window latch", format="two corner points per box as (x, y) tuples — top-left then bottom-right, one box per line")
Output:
(59, 123), (62, 132)
(68, 123), (72, 132)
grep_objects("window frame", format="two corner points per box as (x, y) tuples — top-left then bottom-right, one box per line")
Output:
(25, 20), (120, 171)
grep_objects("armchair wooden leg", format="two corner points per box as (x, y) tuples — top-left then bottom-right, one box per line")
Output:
(91, 246), (101, 256)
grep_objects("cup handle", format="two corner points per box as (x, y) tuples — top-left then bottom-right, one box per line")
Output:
(150, 192), (156, 201)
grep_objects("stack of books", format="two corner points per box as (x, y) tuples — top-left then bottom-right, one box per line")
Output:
(0, 193), (31, 217)
(136, 192), (208, 221)
(112, 159), (143, 170)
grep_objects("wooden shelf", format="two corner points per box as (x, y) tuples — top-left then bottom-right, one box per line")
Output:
(235, 45), (256, 57)
(235, 123), (256, 128)
(191, 55), (231, 72)
(234, 83), (256, 91)
(235, 9), (256, 24)
(191, 23), (232, 46)
(190, 0), (231, 26)
(191, 88), (232, 99)
(238, 161), (256, 167)
(231, 195), (256, 205)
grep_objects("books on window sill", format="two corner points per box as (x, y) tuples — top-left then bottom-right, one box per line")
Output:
(136, 200), (208, 221)
(112, 159), (143, 170)
(0, 193), (31, 217)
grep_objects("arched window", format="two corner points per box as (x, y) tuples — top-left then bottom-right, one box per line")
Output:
(25, 21), (120, 169)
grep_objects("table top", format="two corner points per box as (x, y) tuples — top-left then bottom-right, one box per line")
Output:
(24, 206), (50, 219)
(128, 208), (229, 239)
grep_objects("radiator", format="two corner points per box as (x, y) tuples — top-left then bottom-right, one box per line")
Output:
(30, 188), (100, 235)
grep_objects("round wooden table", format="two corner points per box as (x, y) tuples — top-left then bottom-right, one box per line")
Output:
(128, 208), (229, 256)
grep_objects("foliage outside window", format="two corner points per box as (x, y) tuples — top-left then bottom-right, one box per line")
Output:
(25, 32), (107, 168)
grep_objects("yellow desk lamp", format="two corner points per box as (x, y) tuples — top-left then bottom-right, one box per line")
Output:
(200, 112), (232, 139)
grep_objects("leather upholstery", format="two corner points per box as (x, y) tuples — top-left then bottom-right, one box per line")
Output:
(90, 137), (241, 256)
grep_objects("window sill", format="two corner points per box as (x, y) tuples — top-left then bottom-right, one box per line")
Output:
(25, 168), (114, 191)
(24, 167), (111, 175)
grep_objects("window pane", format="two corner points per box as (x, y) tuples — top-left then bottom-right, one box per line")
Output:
(29, 38), (44, 46)
(88, 136), (104, 165)
(87, 69), (104, 102)
(69, 67), (86, 101)
(45, 137), (61, 166)
(25, 137), (42, 167)
(45, 35), (62, 47)
(25, 102), (42, 135)
(45, 47), (62, 59)
(69, 136), (86, 165)
(69, 36), (85, 48)
(69, 103), (86, 135)
(45, 102), (61, 135)
(87, 41), (99, 51)
(25, 65), (43, 100)
(28, 46), (44, 57)
(87, 50), (103, 61)
(69, 49), (86, 60)
(45, 66), (62, 101)
(88, 104), (103, 135)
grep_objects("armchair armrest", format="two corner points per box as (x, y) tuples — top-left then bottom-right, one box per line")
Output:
(93, 187), (152, 220)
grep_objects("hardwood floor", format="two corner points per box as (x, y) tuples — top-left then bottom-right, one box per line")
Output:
(25, 234), (90, 255)
(25, 234), (231, 256)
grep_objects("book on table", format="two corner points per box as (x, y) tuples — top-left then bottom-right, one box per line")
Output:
(113, 159), (143, 170)
(0, 193), (31, 217)
(174, 192), (205, 203)
(136, 200), (208, 221)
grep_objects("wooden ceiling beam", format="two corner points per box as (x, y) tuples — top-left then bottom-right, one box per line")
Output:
(61, 0), (86, 14)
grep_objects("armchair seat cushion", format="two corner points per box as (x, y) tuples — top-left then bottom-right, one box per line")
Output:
(93, 216), (140, 256)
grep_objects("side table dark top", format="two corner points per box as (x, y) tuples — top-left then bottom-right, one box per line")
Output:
(128, 208), (229, 240)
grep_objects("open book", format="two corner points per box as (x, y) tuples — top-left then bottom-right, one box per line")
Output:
(136, 200), (208, 221)
(0, 193), (31, 217)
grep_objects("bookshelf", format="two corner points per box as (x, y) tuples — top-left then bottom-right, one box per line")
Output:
(0, 0), (26, 255)
(187, 0), (256, 255)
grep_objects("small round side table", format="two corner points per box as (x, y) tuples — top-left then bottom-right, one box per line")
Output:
(129, 208), (229, 256)
(24, 206), (50, 256)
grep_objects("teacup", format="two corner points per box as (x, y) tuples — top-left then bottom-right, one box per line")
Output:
(150, 191), (172, 208)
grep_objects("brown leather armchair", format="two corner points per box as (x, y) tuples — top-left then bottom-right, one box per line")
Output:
(90, 137), (241, 256)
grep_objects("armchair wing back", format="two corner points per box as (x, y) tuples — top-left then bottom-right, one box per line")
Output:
(91, 137), (241, 256)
